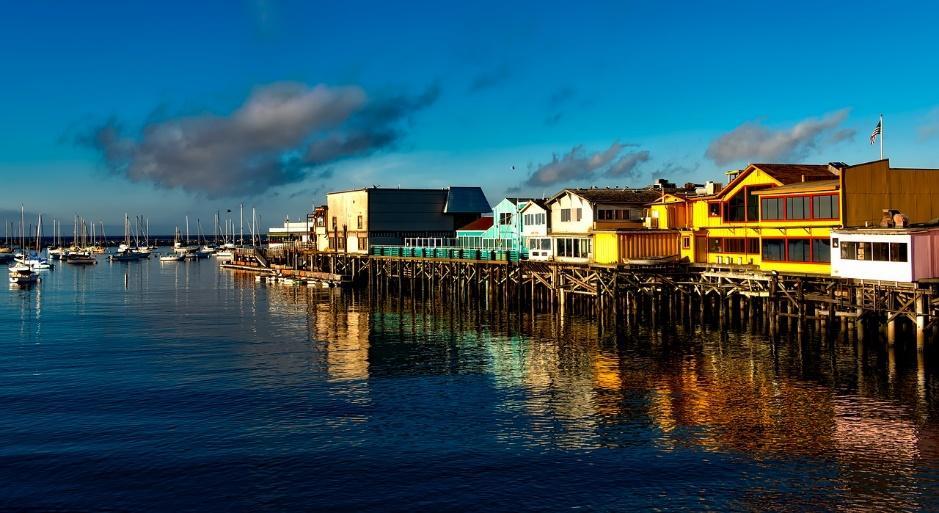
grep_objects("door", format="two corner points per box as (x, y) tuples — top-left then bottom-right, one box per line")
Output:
(694, 235), (707, 263)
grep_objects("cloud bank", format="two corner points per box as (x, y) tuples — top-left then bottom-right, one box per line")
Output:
(705, 109), (851, 165)
(523, 142), (649, 187)
(79, 82), (438, 197)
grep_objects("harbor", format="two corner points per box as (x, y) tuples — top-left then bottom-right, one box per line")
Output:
(8, 1), (939, 510)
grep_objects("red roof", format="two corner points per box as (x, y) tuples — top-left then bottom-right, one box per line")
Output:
(457, 217), (493, 231)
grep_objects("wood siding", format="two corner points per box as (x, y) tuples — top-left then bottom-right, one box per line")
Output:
(843, 160), (939, 227)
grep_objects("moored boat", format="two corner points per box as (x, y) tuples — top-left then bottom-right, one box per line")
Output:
(65, 251), (97, 265)
(8, 262), (38, 285)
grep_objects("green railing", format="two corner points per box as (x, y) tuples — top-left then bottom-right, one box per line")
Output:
(370, 245), (527, 262)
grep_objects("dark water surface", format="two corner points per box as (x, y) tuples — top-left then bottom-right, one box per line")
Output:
(2, 256), (939, 512)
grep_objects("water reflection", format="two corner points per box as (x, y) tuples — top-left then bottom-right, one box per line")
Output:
(256, 284), (939, 509)
(4, 259), (939, 511)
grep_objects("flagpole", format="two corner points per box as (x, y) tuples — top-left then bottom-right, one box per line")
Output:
(880, 113), (884, 160)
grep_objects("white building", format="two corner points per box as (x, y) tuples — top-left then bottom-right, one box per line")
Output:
(831, 226), (939, 282)
(268, 219), (312, 246)
(520, 199), (551, 260)
(545, 188), (661, 264)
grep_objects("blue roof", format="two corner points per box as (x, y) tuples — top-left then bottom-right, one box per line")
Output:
(444, 187), (490, 214)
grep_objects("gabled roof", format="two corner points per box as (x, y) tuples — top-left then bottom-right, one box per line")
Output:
(519, 199), (548, 212)
(549, 187), (663, 205)
(456, 216), (494, 231)
(444, 187), (491, 214)
(715, 163), (837, 199)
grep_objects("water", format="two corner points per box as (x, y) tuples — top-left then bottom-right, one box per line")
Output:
(2, 255), (939, 512)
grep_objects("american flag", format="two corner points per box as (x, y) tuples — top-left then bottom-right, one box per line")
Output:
(870, 120), (882, 144)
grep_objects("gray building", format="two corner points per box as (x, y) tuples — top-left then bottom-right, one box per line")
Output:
(325, 186), (490, 253)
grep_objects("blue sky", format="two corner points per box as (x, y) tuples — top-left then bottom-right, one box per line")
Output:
(2, 0), (939, 234)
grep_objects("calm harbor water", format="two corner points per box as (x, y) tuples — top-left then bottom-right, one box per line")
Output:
(2, 255), (939, 512)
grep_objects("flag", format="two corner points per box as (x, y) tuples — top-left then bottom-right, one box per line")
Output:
(870, 120), (881, 144)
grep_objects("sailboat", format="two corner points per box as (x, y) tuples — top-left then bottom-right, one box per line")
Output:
(174, 216), (200, 256)
(16, 211), (53, 270)
(109, 214), (145, 262)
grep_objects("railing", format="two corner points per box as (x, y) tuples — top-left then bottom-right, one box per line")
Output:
(371, 245), (528, 262)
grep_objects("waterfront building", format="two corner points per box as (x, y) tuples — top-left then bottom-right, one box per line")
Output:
(520, 199), (551, 260)
(325, 186), (490, 254)
(657, 159), (939, 275)
(592, 229), (681, 265)
(545, 188), (662, 263)
(831, 225), (939, 282)
(455, 216), (493, 249)
(267, 217), (313, 246)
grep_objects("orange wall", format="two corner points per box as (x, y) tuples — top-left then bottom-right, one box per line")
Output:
(843, 160), (939, 226)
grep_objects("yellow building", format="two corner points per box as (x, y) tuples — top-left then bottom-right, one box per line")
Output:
(649, 160), (939, 275)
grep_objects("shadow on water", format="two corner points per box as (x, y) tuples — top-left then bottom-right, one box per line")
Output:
(1, 260), (938, 512)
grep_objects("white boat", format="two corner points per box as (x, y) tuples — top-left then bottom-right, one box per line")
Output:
(215, 249), (234, 261)
(16, 253), (53, 270)
(159, 253), (183, 262)
(8, 262), (38, 285)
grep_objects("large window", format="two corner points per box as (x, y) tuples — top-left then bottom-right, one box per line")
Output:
(786, 197), (808, 220)
(761, 198), (784, 220)
(840, 240), (908, 262)
(762, 238), (830, 263)
(708, 202), (721, 217)
(761, 194), (839, 221)
(812, 239), (831, 262)
(723, 186), (767, 223)
(812, 195), (839, 219)
(787, 239), (810, 261)
(555, 237), (591, 258)
(499, 212), (513, 225)
(762, 239), (785, 261)
(724, 191), (746, 222)
(560, 209), (571, 222)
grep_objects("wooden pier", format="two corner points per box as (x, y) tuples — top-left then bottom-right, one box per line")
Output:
(225, 246), (939, 350)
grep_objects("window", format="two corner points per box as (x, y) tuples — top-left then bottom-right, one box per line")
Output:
(812, 239), (831, 263)
(761, 198), (783, 220)
(857, 242), (870, 261)
(786, 197), (808, 220)
(357, 237), (368, 251)
(682, 236), (691, 249)
(560, 209), (571, 222)
(724, 238), (746, 253)
(724, 191), (746, 222)
(357, 215), (363, 230)
(708, 238), (722, 253)
(813, 195), (839, 219)
(841, 241), (857, 259)
(872, 242), (889, 261)
(890, 242), (908, 262)
(500, 212), (513, 225)
(787, 239), (810, 262)
(555, 237), (590, 258)
(575, 208), (583, 222)
(747, 238), (760, 255)
(331, 216), (337, 230)
(762, 239), (785, 261)
(708, 202), (721, 217)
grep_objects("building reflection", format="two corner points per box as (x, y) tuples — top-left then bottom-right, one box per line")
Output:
(242, 282), (939, 509)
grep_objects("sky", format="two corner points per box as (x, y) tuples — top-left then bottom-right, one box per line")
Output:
(2, 0), (939, 235)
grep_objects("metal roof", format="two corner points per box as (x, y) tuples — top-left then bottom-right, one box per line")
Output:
(444, 187), (491, 214)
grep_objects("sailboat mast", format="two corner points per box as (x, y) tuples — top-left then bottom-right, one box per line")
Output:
(186, 216), (190, 245)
